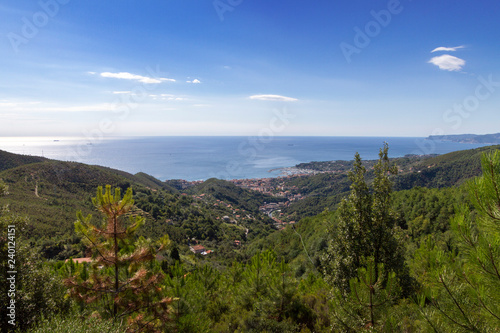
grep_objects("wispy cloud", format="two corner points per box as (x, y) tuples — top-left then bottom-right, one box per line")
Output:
(431, 45), (465, 53)
(249, 94), (298, 102)
(0, 102), (20, 107)
(0, 101), (41, 110)
(0, 101), (117, 113)
(187, 79), (201, 84)
(156, 94), (187, 101)
(112, 91), (132, 94)
(100, 72), (175, 84)
(428, 54), (466, 71)
(49, 104), (118, 112)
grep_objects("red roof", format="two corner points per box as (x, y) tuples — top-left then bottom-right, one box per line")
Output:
(191, 245), (206, 252)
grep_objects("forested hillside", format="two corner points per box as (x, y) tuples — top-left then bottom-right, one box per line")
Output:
(1, 145), (499, 332)
(0, 149), (47, 172)
(0, 151), (277, 260)
(282, 145), (500, 218)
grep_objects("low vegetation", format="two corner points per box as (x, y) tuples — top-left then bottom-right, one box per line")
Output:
(0, 145), (499, 332)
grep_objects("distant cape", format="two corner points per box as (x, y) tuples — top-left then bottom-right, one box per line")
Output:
(427, 133), (500, 144)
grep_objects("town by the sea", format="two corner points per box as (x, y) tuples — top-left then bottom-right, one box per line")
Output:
(0, 136), (491, 181)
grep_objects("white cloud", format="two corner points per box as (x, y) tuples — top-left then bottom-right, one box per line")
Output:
(431, 45), (465, 53)
(100, 72), (175, 84)
(154, 94), (188, 101)
(187, 79), (201, 84)
(249, 94), (298, 102)
(41, 103), (117, 112)
(0, 102), (19, 107)
(428, 54), (466, 71)
(112, 91), (131, 94)
(58, 104), (117, 112)
(0, 101), (117, 113)
(0, 101), (41, 110)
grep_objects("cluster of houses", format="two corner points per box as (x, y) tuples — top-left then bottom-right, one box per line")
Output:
(273, 219), (296, 230)
(259, 202), (287, 216)
(230, 177), (302, 199)
(167, 179), (204, 190)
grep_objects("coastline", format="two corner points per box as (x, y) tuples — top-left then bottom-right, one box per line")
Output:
(1, 136), (494, 182)
(268, 166), (324, 177)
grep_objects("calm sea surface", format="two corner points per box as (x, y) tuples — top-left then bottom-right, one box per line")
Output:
(0, 136), (491, 181)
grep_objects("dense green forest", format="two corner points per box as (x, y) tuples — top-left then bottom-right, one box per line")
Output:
(1, 145), (499, 332)
(282, 145), (499, 219)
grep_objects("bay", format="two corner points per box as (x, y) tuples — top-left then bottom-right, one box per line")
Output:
(0, 136), (491, 181)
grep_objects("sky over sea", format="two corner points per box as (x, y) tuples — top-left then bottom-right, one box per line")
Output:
(1, 1), (500, 138)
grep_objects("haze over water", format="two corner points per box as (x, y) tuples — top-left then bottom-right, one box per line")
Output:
(0, 136), (491, 181)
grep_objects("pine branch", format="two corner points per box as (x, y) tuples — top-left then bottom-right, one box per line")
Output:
(438, 273), (480, 332)
(487, 243), (500, 281)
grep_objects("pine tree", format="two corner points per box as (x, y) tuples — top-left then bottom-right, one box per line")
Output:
(330, 258), (399, 331)
(239, 250), (277, 310)
(323, 143), (408, 296)
(63, 185), (171, 332)
(418, 151), (500, 332)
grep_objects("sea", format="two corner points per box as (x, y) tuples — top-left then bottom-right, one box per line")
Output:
(0, 136), (492, 181)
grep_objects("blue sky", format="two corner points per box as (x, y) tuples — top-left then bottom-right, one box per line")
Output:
(1, 0), (499, 137)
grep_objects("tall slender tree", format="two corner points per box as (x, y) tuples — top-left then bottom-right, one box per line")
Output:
(323, 143), (408, 295)
(64, 185), (171, 332)
(323, 144), (411, 330)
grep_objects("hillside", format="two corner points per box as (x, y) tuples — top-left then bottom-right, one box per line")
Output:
(247, 147), (491, 277)
(282, 145), (500, 218)
(188, 178), (283, 213)
(2, 146), (499, 332)
(245, 182), (469, 279)
(1, 144), (499, 260)
(393, 144), (500, 189)
(428, 132), (500, 144)
(0, 152), (276, 260)
(0, 149), (47, 172)
(0, 158), (169, 258)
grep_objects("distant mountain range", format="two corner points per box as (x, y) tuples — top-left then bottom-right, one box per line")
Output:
(427, 133), (500, 144)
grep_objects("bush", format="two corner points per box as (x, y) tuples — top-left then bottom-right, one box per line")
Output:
(27, 313), (125, 333)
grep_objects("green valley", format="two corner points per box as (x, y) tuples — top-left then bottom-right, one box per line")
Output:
(1, 145), (499, 332)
